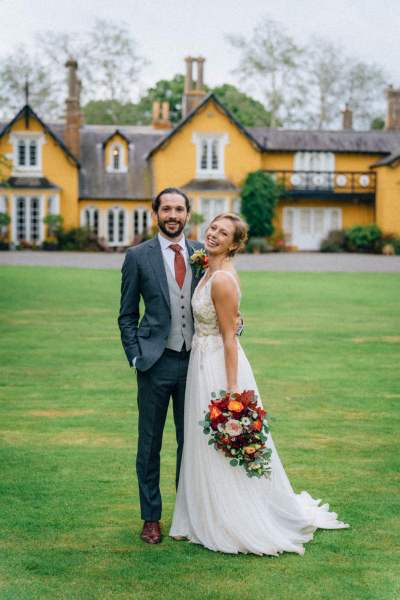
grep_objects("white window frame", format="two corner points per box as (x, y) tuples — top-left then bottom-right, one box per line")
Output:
(10, 132), (45, 176)
(192, 132), (228, 179)
(81, 206), (99, 236)
(47, 194), (60, 216)
(133, 207), (151, 236)
(106, 142), (127, 173)
(199, 196), (228, 240)
(12, 194), (45, 244)
(107, 206), (127, 246)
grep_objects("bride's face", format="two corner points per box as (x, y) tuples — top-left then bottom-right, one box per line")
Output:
(205, 218), (236, 257)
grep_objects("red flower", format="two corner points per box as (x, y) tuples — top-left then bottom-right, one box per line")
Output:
(252, 419), (262, 432)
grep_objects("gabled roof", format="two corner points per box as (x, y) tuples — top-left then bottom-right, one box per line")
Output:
(147, 93), (264, 158)
(0, 105), (80, 167)
(101, 128), (131, 147)
(371, 149), (400, 167)
(248, 127), (400, 154)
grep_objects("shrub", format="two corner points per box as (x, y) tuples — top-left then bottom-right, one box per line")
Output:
(241, 171), (282, 238)
(245, 237), (269, 254)
(56, 227), (105, 251)
(344, 224), (382, 253)
(320, 230), (347, 252)
(267, 228), (289, 252)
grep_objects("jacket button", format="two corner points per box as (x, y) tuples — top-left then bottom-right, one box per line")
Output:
(182, 324), (186, 328)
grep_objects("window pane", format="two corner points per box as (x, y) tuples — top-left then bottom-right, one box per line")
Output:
(113, 147), (120, 170)
(16, 197), (26, 240)
(30, 198), (40, 241)
(29, 141), (37, 166)
(133, 210), (139, 235)
(300, 209), (311, 234)
(211, 140), (219, 170)
(93, 210), (99, 236)
(200, 141), (208, 170)
(84, 209), (90, 228)
(108, 211), (114, 243)
(313, 208), (324, 234)
(118, 210), (125, 242)
(18, 141), (26, 166)
(143, 211), (148, 231)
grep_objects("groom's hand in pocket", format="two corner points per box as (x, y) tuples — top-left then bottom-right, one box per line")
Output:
(236, 313), (244, 336)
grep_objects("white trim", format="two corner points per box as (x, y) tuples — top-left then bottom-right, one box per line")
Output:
(0, 195), (7, 213)
(47, 194), (60, 216)
(133, 207), (151, 236)
(283, 206), (343, 250)
(192, 132), (228, 179)
(9, 132), (46, 176)
(107, 206), (127, 246)
(106, 142), (128, 173)
(198, 196), (228, 240)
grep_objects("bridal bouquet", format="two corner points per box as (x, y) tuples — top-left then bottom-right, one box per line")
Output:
(200, 390), (272, 479)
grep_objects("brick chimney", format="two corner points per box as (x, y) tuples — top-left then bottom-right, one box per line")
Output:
(341, 103), (353, 130)
(152, 100), (172, 129)
(64, 58), (82, 158)
(385, 86), (400, 130)
(182, 56), (206, 118)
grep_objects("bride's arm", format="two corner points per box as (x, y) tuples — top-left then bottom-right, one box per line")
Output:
(211, 274), (239, 393)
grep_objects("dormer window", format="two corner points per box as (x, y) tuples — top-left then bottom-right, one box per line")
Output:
(113, 146), (121, 171)
(103, 131), (129, 173)
(193, 133), (228, 178)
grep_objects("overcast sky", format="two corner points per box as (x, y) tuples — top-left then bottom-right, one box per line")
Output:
(1, 0), (399, 101)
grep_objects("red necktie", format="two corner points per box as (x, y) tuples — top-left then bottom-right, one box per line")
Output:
(169, 244), (186, 288)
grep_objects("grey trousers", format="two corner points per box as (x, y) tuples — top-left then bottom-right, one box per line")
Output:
(135, 347), (190, 521)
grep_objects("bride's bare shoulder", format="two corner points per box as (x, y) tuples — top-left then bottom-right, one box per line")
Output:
(211, 270), (240, 294)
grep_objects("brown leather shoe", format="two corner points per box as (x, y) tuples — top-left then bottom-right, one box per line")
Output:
(140, 521), (162, 544)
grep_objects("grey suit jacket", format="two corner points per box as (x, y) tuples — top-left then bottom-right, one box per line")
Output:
(118, 236), (203, 371)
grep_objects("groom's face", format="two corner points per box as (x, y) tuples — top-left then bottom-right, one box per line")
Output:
(156, 193), (189, 239)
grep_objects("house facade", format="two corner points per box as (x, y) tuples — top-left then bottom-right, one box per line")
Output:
(1, 56), (400, 250)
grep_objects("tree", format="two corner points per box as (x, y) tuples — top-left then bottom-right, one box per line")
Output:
(302, 37), (387, 129)
(227, 17), (305, 127)
(227, 16), (388, 129)
(0, 46), (59, 120)
(241, 171), (281, 238)
(212, 84), (274, 127)
(134, 74), (189, 124)
(83, 100), (145, 125)
(0, 20), (147, 119)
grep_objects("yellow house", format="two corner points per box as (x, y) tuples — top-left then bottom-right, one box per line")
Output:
(1, 56), (400, 251)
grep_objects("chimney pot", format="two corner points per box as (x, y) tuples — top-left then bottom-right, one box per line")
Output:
(341, 103), (353, 130)
(385, 86), (400, 130)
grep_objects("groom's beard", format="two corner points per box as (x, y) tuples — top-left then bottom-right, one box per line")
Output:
(157, 217), (186, 239)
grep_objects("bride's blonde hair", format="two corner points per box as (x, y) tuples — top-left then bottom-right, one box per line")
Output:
(207, 213), (248, 257)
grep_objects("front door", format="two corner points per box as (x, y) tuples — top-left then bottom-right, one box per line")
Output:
(283, 207), (342, 250)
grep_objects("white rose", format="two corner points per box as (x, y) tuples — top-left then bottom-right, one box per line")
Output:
(224, 419), (243, 437)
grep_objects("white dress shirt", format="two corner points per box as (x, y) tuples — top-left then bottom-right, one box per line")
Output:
(157, 232), (189, 275)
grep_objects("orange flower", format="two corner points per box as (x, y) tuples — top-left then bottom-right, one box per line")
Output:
(210, 406), (222, 420)
(244, 446), (256, 455)
(252, 419), (262, 432)
(227, 400), (244, 413)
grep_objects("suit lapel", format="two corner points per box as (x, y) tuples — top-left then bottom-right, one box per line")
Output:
(186, 240), (201, 296)
(147, 237), (171, 310)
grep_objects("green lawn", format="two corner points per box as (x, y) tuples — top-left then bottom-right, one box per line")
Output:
(0, 266), (399, 600)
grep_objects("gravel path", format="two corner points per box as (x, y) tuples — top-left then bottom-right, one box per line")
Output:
(1, 251), (400, 272)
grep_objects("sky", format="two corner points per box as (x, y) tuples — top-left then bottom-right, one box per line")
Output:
(1, 0), (400, 101)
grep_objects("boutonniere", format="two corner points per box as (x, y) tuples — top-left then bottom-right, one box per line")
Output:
(189, 248), (209, 278)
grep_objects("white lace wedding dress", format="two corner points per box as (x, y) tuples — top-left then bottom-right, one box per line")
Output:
(170, 271), (350, 555)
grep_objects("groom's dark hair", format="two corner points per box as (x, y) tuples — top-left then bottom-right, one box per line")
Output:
(152, 187), (191, 213)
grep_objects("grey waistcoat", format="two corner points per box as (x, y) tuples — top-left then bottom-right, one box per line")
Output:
(163, 256), (194, 351)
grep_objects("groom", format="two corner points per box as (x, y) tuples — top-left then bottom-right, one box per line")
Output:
(118, 188), (203, 544)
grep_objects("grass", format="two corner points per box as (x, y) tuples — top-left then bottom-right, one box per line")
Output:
(0, 265), (399, 600)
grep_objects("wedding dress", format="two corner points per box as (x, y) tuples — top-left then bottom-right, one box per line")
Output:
(170, 270), (350, 555)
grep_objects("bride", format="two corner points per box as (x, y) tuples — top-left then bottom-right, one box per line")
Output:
(170, 212), (350, 555)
